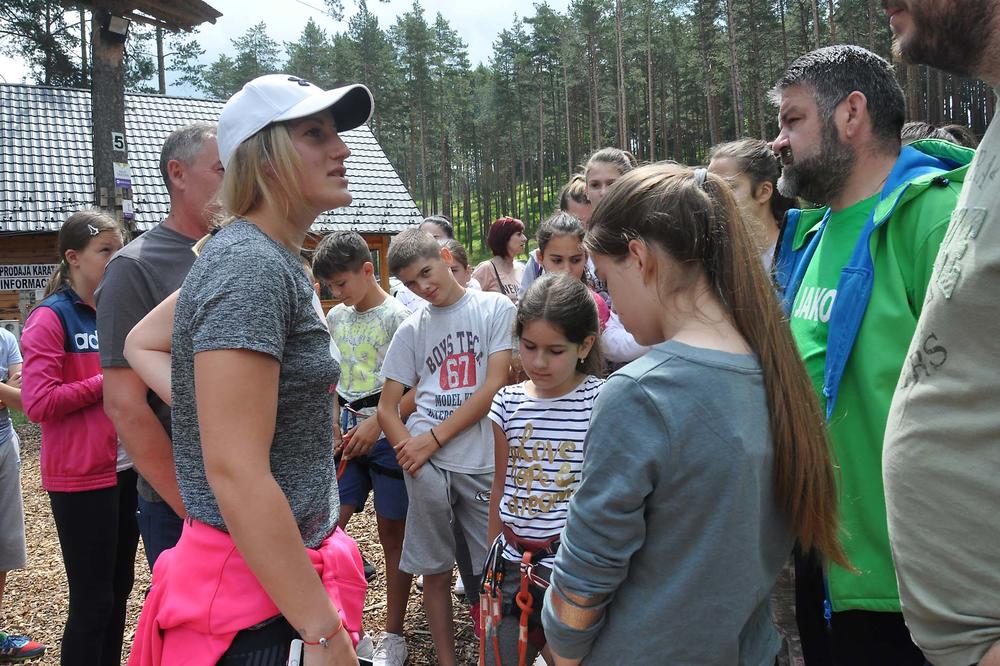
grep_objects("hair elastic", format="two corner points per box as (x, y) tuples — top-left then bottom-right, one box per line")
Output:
(694, 168), (708, 189)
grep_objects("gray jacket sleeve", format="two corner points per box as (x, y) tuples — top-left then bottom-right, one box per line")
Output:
(542, 374), (668, 659)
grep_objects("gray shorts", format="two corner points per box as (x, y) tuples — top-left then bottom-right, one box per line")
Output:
(400, 462), (491, 577)
(0, 430), (27, 571)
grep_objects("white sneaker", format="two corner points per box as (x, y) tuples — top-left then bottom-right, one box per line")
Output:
(453, 576), (466, 596)
(372, 631), (408, 666)
(356, 632), (374, 660)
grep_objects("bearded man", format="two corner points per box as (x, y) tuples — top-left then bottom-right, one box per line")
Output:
(880, 2), (1000, 665)
(769, 44), (974, 666)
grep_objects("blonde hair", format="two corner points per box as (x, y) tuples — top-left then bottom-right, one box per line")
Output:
(222, 122), (304, 221)
(586, 163), (847, 567)
(44, 209), (121, 298)
(191, 122), (307, 255)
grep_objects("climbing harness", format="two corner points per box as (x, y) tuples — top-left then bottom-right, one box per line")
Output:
(479, 527), (559, 666)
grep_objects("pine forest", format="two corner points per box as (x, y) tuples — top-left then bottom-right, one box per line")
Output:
(3, 0), (995, 252)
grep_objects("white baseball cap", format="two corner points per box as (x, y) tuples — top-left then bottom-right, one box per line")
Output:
(217, 74), (374, 169)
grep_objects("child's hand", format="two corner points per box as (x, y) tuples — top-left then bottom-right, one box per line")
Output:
(332, 421), (344, 454)
(5, 371), (21, 389)
(394, 431), (438, 476)
(342, 415), (381, 459)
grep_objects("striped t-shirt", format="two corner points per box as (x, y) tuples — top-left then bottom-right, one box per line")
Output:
(488, 375), (604, 565)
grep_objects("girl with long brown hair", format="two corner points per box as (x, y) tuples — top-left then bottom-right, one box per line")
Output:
(20, 210), (131, 666)
(540, 163), (844, 665)
(708, 138), (798, 267)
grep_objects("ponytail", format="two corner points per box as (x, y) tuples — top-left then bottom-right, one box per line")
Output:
(586, 163), (847, 566)
(42, 259), (69, 299)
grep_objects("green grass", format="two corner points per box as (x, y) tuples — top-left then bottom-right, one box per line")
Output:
(11, 410), (29, 427)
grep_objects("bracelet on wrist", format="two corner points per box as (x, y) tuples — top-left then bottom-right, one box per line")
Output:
(302, 621), (344, 648)
(430, 428), (443, 449)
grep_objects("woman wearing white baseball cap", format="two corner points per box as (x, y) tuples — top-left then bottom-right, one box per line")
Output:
(126, 75), (374, 666)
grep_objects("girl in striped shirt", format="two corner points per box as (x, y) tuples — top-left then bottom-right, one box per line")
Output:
(482, 273), (604, 666)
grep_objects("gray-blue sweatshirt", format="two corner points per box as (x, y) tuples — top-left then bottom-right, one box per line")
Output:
(542, 340), (793, 664)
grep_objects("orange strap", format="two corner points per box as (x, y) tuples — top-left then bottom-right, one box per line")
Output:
(515, 549), (535, 666)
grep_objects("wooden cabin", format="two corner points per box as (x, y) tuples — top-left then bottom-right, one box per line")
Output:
(0, 83), (421, 337)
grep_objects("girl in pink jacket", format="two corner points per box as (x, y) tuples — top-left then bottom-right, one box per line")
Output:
(20, 210), (132, 666)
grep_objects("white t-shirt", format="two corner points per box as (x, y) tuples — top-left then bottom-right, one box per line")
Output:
(392, 282), (425, 312)
(489, 375), (604, 566)
(381, 289), (516, 473)
(395, 278), (482, 315)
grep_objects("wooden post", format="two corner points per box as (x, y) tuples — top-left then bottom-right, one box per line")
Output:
(90, 10), (130, 234)
(156, 27), (167, 95)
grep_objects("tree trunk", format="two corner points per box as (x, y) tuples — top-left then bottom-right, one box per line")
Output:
(79, 8), (88, 87)
(156, 27), (166, 94)
(646, 0), (655, 160)
(827, 0), (837, 42)
(44, 2), (53, 85)
(696, 2), (721, 147)
(463, 176), (472, 241)
(419, 108), (429, 216)
(90, 13), (129, 231)
(746, 0), (767, 138)
(672, 68), (681, 158)
(538, 91), (545, 224)
(586, 49), (596, 153)
(442, 133), (452, 218)
(724, 0), (745, 135)
(810, 0), (821, 48)
(779, 0), (789, 66)
(867, 0), (877, 50)
(589, 33), (601, 149)
(906, 64), (923, 120)
(797, 0), (811, 53)
(563, 57), (573, 176)
(615, 0), (628, 148)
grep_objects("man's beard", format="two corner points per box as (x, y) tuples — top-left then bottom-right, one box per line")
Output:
(890, 0), (994, 77)
(777, 120), (855, 206)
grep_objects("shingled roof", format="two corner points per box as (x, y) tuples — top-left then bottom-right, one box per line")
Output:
(0, 83), (421, 235)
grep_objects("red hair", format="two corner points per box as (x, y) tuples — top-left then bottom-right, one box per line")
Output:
(486, 216), (524, 257)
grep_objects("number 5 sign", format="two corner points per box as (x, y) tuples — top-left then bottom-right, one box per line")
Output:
(111, 132), (126, 152)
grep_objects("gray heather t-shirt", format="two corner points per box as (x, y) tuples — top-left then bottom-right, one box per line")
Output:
(543, 340), (793, 664)
(884, 95), (1000, 666)
(96, 222), (199, 501)
(171, 220), (341, 548)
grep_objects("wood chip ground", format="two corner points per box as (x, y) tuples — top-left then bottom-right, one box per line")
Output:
(4, 423), (479, 664)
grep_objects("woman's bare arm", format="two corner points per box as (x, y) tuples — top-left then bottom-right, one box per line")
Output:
(123, 290), (177, 406)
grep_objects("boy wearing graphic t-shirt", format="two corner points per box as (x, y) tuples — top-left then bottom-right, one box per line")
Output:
(378, 229), (515, 666)
(312, 231), (413, 665)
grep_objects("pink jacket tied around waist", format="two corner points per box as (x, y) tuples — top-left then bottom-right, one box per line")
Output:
(129, 519), (367, 665)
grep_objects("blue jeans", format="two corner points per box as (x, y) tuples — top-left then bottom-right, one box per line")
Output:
(136, 495), (183, 569)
